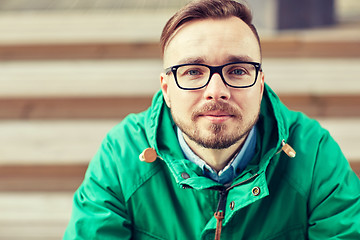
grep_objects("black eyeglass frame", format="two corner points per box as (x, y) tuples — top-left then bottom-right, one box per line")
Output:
(164, 61), (262, 90)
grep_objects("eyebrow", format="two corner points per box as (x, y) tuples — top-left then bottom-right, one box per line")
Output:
(226, 55), (255, 63)
(177, 55), (256, 66)
(178, 57), (206, 65)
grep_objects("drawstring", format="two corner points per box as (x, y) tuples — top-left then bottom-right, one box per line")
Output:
(281, 140), (296, 158)
(276, 140), (296, 158)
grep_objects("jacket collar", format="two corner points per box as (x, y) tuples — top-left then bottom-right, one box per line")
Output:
(144, 84), (290, 188)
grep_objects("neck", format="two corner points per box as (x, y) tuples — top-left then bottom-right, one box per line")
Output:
(182, 134), (247, 172)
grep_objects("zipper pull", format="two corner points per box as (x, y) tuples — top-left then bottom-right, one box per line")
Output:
(214, 211), (224, 240)
(214, 190), (228, 240)
(281, 140), (296, 158)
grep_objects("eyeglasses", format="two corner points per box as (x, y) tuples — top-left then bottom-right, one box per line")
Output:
(165, 61), (262, 90)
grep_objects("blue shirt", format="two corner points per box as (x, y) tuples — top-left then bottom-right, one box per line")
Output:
(177, 126), (257, 184)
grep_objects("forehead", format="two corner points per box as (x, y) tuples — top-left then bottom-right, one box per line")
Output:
(164, 17), (261, 66)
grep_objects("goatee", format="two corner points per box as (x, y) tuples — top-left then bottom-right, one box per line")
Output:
(172, 101), (259, 149)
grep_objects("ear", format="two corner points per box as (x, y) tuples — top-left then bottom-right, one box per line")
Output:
(160, 73), (171, 108)
(259, 71), (265, 99)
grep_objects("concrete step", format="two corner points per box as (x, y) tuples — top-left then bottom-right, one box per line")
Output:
(2, 58), (359, 97)
(0, 192), (72, 240)
(0, 0), (189, 11)
(0, 11), (170, 44)
(1, 34), (359, 60)
(1, 58), (359, 119)
(0, 119), (358, 166)
(0, 11), (359, 60)
(1, 0), (358, 18)
(318, 118), (360, 163)
(0, 59), (162, 98)
(2, 161), (360, 240)
(0, 120), (118, 165)
(0, 118), (359, 192)
(1, 94), (359, 120)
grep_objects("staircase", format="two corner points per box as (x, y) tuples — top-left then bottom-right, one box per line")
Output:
(0, 1), (359, 239)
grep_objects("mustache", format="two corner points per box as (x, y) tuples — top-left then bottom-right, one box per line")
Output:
(192, 101), (241, 119)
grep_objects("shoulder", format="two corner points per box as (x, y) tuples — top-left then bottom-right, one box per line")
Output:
(263, 85), (356, 194)
(281, 108), (359, 198)
(86, 108), (164, 201)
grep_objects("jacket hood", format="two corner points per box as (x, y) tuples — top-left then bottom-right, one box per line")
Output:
(142, 84), (295, 186)
(146, 84), (289, 150)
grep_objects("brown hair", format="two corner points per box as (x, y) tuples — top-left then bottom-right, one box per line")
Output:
(160, 0), (261, 56)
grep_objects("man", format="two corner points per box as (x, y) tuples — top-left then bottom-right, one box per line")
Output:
(64, 0), (360, 239)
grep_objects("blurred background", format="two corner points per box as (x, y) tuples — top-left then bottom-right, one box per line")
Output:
(0, 0), (359, 239)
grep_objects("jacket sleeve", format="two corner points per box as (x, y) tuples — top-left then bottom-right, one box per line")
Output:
(63, 137), (132, 240)
(307, 132), (360, 239)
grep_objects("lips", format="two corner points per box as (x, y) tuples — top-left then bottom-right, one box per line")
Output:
(200, 111), (233, 117)
(194, 101), (238, 115)
(196, 109), (236, 124)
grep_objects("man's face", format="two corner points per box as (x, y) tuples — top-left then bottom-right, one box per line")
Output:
(161, 17), (264, 149)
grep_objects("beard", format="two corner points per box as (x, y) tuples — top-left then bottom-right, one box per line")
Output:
(172, 101), (259, 149)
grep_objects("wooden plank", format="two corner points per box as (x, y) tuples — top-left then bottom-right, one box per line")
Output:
(350, 161), (360, 178)
(261, 39), (360, 58)
(2, 59), (359, 97)
(0, 120), (118, 165)
(0, 10), (358, 60)
(318, 118), (360, 162)
(0, 160), (359, 192)
(0, 94), (359, 119)
(0, 96), (152, 119)
(0, 192), (73, 240)
(0, 59), (162, 98)
(0, 39), (359, 60)
(0, 11), (169, 45)
(278, 94), (360, 118)
(0, 116), (358, 191)
(0, 42), (161, 60)
(1, 58), (359, 98)
(0, 164), (86, 192)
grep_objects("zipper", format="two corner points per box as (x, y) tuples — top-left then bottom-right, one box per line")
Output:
(213, 173), (259, 240)
(214, 190), (227, 240)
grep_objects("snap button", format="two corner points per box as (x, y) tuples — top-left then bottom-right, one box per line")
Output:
(252, 186), (260, 196)
(229, 201), (235, 210)
(181, 172), (190, 179)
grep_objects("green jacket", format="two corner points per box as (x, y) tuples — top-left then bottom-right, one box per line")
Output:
(64, 84), (360, 239)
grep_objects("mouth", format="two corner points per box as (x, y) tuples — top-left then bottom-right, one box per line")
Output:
(192, 101), (240, 123)
(198, 111), (235, 123)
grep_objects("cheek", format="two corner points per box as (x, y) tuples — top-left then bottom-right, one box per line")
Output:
(250, 83), (263, 104)
(233, 89), (262, 112)
(168, 90), (199, 114)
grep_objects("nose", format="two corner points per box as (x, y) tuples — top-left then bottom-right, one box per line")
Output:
(203, 73), (231, 101)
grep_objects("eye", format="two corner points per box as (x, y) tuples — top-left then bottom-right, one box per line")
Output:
(230, 68), (246, 75)
(186, 69), (202, 76)
(177, 65), (208, 80)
